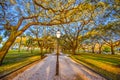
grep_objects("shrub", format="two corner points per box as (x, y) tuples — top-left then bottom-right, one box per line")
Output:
(103, 46), (111, 52)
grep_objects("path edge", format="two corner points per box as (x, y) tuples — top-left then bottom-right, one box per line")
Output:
(0, 57), (47, 80)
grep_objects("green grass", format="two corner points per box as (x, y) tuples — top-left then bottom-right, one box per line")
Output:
(0, 50), (48, 77)
(70, 52), (120, 80)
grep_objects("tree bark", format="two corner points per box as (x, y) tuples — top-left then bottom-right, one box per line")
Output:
(0, 33), (17, 65)
(46, 48), (48, 53)
(98, 46), (102, 54)
(111, 44), (115, 55)
(31, 46), (33, 53)
(40, 47), (43, 59)
(72, 48), (76, 55)
(37, 40), (43, 58)
(37, 40), (41, 53)
(82, 47), (86, 52)
(91, 46), (95, 53)
(98, 43), (103, 54)
(18, 36), (22, 52)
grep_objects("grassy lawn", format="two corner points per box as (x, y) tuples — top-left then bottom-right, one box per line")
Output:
(70, 52), (120, 80)
(0, 50), (48, 77)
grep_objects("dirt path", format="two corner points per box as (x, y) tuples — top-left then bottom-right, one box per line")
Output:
(13, 53), (106, 80)
(58, 55), (106, 80)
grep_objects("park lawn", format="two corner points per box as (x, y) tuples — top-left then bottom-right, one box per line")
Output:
(70, 53), (120, 80)
(0, 50), (46, 77)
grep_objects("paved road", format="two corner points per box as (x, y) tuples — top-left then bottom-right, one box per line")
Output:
(13, 53), (106, 80)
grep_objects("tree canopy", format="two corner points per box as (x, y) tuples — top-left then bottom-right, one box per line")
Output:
(0, 0), (120, 65)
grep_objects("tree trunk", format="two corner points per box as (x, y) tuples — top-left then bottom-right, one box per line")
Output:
(0, 33), (17, 66)
(98, 44), (103, 54)
(37, 40), (41, 54)
(31, 46), (33, 53)
(111, 44), (115, 55)
(72, 48), (76, 55)
(18, 36), (22, 52)
(91, 44), (95, 53)
(46, 48), (48, 53)
(97, 42), (103, 54)
(98, 46), (102, 54)
(82, 47), (86, 52)
(41, 47), (43, 59)
(92, 46), (95, 53)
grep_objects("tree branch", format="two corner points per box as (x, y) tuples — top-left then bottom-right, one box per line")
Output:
(16, 15), (38, 30)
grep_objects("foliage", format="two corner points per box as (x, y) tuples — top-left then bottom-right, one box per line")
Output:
(103, 46), (111, 53)
(82, 20), (120, 54)
(0, 36), (2, 43)
(0, 0), (120, 65)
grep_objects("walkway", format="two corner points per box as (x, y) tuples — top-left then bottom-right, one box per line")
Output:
(13, 53), (106, 80)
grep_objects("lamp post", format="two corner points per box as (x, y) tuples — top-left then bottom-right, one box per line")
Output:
(56, 29), (61, 75)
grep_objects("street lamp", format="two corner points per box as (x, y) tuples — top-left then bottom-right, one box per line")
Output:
(56, 29), (61, 75)
(56, 29), (61, 38)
